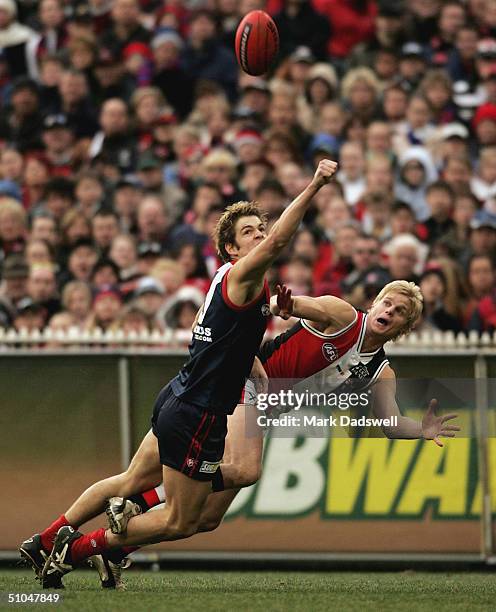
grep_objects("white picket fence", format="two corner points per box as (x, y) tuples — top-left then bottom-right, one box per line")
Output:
(0, 326), (495, 350)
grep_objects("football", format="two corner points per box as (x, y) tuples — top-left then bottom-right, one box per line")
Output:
(235, 10), (279, 76)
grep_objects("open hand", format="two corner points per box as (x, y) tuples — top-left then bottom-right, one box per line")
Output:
(275, 284), (294, 320)
(421, 399), (460, 447)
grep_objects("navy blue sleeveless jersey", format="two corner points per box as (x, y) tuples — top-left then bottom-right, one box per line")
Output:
(170, 262), (270, 415)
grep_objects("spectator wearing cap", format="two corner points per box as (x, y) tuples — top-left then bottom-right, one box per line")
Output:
(0, 77), (43, 151)
(160, 285), (204, 334)
(431, 122), (470, 168)
(232, 128), (264, 166)
(132, 275), (165, 319)
(123, 41), (153, 87)
(136, 240), (162, 275)
(89, 98), (137, 174)
(0, 254), (29, 327)
(13, 297), (47, 332)
(92, 210), (119, 255)
(56, 69), (99, 139)
(86, 283), (123, 332)
(181, 9), (238, 102)
(398, 42), (428, 92)
(100, 0), (149, 60)
(274, 0), (330, 61)
(282, 46), (315, 96)
(93, 45), (135, 105)
(308, 133), (340, 169)
(417, 265), (462, 332)
(27, 262), (60, 319)
(41, 114), (78, 177)
(238, 79), (272, 123)
(0, 196), (26, 259)
(0, 0), (35, 78)
(475, 39), (496, 82)
(473, 103), (496, 146)
(151, 29), (194, 119)
(299, 63), (338, 133)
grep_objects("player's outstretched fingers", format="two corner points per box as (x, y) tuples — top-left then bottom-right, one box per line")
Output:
(433, 436), (443, 447)
(426, 398), (438, 414)
(443, 424), (461, 431)
(440, 431), (456, 437)
(441, 413), (458, 422)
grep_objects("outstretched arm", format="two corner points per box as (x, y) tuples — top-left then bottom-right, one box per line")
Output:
(270, 285), (355, 329)
(228, 160), (337, 304)
(372, 365), (460, 446)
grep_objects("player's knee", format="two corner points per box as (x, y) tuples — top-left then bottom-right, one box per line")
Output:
(198, 515), (223, 533)
(236, 463), (262, 488)
(166, 518), (200, 539)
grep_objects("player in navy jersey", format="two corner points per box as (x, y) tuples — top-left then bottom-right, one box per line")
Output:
(87, 279), (460, 589)
(21, 160), (338, 588)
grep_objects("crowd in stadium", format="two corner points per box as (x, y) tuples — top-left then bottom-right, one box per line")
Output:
(0, 0), (495, 342)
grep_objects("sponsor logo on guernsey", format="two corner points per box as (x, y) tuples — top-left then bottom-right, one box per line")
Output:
(322, 342), (338, 362)
(193, 324), (212, 343)
(199, 460), (220, 474)
(261, 304), (271, 316)
(350, 363), (369, 379)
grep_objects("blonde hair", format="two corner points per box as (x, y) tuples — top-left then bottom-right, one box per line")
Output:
(0, 197), (26, 225)
(61, 280), (92, 310)
(372, 280), (424, 339)
(341, 67), (381, 100)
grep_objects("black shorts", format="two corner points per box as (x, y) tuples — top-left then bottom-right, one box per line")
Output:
(151, 383), (227, 482)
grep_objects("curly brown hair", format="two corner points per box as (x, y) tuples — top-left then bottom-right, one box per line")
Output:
(214, 201), (267, 263)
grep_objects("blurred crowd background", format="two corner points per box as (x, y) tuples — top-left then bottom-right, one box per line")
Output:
(0, 0), (496, 344)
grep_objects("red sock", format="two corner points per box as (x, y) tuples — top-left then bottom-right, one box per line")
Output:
(40, 515), (72, 552)
(142, 489), (160, 507)
(71, 528), (107, 564)
(122, 546), (139, 555)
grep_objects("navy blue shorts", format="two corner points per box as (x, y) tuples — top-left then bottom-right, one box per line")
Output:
(151, 384), (227, 482)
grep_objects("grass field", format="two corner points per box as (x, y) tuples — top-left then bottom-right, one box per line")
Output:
(1, 569), (495, 612)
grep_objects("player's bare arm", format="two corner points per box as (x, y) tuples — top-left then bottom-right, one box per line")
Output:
(227, 159), (337, 306)
(372, 365), (460, 445)
(270, 285), (356, 334)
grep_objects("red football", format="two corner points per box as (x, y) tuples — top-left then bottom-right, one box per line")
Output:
(235, 10), (279, 76)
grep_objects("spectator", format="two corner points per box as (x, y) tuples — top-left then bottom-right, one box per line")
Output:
(61, 279), (92, 328)
(395, 146), (438, 221)
(0, 196), (26, 258)
(384, 233), (426, 283)
(0, 77), (43, 151)
(91, 209), (119, 255)
(132, 276), (165, 319)
(109, 233), (138, 281)
(86, 283), (122, 331)
(472, 146), (496, 207)
(13, 297), (47, 332)
(337, 141), (366, 206)
(0, 254), (29, 327)
(422, 180), (456, 245)
(27, 262), (60, 319)
(417, 266), (462, 332)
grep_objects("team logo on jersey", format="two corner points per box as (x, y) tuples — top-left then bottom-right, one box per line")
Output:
(186, 458), (198, 469)
(261, 304), (271, 316)
(350, 363), (369, 379)
(322, 342), (338, 362)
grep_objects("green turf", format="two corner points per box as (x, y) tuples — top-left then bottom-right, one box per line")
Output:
(0, 570), (495, 612)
